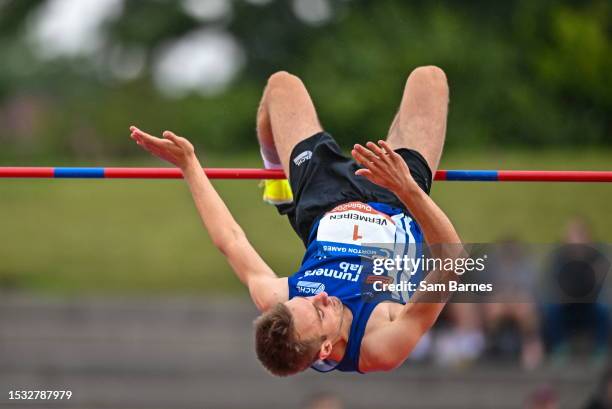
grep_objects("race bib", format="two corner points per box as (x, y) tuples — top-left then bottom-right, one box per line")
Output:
(316, 202), (397, 246)
(312, 201), (422, 303)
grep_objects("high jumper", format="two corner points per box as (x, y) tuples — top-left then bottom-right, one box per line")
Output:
(129, 66), (462, 375)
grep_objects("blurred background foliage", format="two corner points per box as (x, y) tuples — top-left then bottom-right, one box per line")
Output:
(0, 0), (610, 162)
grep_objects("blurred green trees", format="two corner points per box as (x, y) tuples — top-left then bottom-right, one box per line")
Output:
(0, 0), (610, 161)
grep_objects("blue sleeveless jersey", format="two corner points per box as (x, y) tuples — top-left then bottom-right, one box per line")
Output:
(287, 201), (424, 373)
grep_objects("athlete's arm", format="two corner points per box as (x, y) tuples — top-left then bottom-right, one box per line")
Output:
(129, 126), (288, 311)
(352, 140), (462, 371)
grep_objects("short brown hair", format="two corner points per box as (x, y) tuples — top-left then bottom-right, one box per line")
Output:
(254, 303), (322, 376)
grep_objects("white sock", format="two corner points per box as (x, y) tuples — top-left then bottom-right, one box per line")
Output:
(260, 148), (283, 170)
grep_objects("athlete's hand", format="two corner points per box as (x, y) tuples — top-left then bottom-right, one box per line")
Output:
(129, 126), (196, 170)
(351, 140), (419, 194)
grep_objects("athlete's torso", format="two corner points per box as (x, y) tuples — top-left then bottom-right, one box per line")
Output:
(288, 201), (424, 372)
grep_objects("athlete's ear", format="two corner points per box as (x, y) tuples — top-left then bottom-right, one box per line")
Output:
(319, 339), (333, 360)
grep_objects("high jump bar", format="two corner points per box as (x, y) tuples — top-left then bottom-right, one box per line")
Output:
(0, 167), (612, 182)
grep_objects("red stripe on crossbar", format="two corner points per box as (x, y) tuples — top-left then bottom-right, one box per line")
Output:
(0, 167), (55, 178)
(497, 171), (612, 182)
(104, 168), (286, 179)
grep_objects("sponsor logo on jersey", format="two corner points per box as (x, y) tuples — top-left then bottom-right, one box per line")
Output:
(329, 202), (376, 213)
(327, 201), (395, 224)
(296, 281), (325, 295)
(302, 262), (363, 282)
(293, 150), (312, 166)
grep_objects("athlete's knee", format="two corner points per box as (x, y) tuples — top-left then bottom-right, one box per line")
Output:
(406, 65), (448, 96)
(267, 70), (305, 94)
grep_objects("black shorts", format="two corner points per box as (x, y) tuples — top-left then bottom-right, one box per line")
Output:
(276, 132), (433, 246)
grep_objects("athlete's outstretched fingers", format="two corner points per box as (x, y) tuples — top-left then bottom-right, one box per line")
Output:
(162, 131), (186, 151)
(353, 144), (381, 164)
(351, 149), (368, 168)
(137, 135), (158, 152)
(379, 140), (406, 167)
(130, 127), (147, 148)
(351, 146), (368, 166)
(141, 133), (163, 147)
(356, 169), (385, 184)
(162, 130), (178, 142)
(163, 130), (195, 154)
(355, 167), (378, 182)
(162, 130), (185, 147)
(378, 140), (397, 159)
(359, 143), (392, 176)
(353, 140), (417, 193)
(353, 147), (392, 187)
(366, 141), (392, 166)
(377, 140), (394, 159)
(130, 126), (152, 140)
(354, 168), (371, 177)
(129, 127), (143, 144)
(351, 147), (367, 166)
(131, 128), (172, 157)
(352, 146), (382, 172)
(131, 128), (155, 148)
(132, 127), (165, 148)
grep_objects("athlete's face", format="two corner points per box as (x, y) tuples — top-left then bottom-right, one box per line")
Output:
(284, 291), (344, 360)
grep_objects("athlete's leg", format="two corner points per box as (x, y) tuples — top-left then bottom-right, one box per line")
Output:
(386, 66), (449, 174)
(256, 71), (323, 176)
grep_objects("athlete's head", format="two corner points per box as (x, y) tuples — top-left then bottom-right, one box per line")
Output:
(254, 291), (345, 376)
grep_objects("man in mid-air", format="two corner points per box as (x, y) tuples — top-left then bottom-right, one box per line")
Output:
(130, 65), (461, 375)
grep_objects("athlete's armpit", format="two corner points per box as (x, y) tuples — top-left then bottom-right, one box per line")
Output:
(248, 276), (289, 312)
